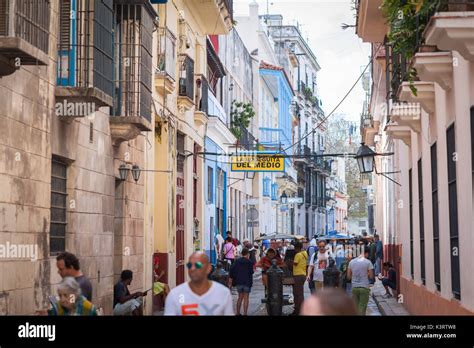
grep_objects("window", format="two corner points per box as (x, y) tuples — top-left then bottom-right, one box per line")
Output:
(50, 158), (68, 254)
(447, 124), (460, 299)
(207, 166), (213, 203)
(431, 143), (441, 291)
(418, 159), (425, 285)
(409, 169), (414, 279)
(358, 220), (366, 227)
(271, 183), (278, 201)
(263, 177), (270, 197)
(216, 168), (225, 236)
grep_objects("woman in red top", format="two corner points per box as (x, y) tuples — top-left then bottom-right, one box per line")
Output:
(256, 248), (284, 288)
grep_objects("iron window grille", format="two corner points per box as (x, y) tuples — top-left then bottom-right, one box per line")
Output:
(112, 0), (154, 122)
(418, 159), (426, 285)
(57, 0), (114, 97)
(431, 143), (441, 291)
(156, 26), (176, 80)
(447, 124), (460, 300)
(179, 54), (194, 100)
(409, 169), (414, 279)
(50, 158), (68, 255)
(0, 0), (50, 54)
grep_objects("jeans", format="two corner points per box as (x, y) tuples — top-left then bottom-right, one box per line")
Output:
(292, 275), (306, 314)
(345, 283), (352, 297)
(374, 257), (382, 276)
(352, 287), (370, 315)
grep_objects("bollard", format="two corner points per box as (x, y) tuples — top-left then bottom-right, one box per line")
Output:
(323, 257), (341, 288)
(266, 259), (284, 316)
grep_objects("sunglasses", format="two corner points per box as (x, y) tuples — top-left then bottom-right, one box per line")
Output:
(186, 261), (203, 270)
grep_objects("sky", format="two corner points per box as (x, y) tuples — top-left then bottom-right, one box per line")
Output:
(233, 0), (371, 123)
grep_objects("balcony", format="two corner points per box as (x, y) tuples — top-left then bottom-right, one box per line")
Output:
(294, 145), (311, 164)
(384, 122), (412, 147)
(355, 0), (387, 43)
(55, 0), (114, 116)
(237, 126), (258, 151)
(194, 75), (209, 127)
(361, 113), (379, 146)
(110, 0), (156, 145)
(187, 0), (233, 35)
(177, 54), (195, 112)
(412, 51), (453, 91)
(0, 0), (50, 77)
(397, 82), (435, 133)
(155, 27), (177, 95)
(425, 1), (474, 61)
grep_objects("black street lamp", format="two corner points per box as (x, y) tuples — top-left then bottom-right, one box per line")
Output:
(119, 164), (130, 181)
(355, 143), (376, 174)
(131, 165), (141, 182)
(280, 191), (288, 205)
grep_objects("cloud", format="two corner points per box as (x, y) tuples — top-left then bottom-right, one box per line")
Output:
(234, 0), (371, 122)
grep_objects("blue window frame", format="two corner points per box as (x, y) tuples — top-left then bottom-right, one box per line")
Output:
(57, 0), (77, 86)
(271, 183), (278, 201)
(207, 166), (214, 203)
(263, 177), (270, 197)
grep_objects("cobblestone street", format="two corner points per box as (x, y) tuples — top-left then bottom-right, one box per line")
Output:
(231, 271), (382, 316)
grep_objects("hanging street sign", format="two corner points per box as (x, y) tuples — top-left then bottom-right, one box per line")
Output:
(287, 197), (304, 204)
(231, 152), (285, 172)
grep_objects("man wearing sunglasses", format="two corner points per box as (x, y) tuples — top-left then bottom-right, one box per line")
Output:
(164, 252), (234, 315)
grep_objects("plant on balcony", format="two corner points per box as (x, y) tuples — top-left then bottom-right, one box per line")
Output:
(302, 86), (318, 104)
(230, 100), (256, 139)
(381, 0), (441, 95)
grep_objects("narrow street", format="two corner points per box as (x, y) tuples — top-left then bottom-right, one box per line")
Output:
(231, 271), (382, 316)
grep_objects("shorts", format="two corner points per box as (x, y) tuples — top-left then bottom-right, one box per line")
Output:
(236, 285), (251, 293)
(382, 278), (396, 290)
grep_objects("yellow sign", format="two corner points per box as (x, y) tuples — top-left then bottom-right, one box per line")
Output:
(231, 154), (285, 172)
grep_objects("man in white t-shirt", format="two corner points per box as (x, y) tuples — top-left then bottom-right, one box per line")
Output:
(306, 240), (333, 292)
(164, 252), (234, 316)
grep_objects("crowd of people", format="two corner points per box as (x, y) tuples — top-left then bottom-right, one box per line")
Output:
(35, 231), (395, 316)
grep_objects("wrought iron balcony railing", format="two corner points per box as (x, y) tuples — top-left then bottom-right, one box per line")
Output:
(56, 0), (114, 107)
(0, 0), (50, 75)
(179, 54), (195, 101)
(112, 0), (155, 123)
(156, 26), (177, 81)
(239, 126), (258, 151)
(197, 75), (209, 114)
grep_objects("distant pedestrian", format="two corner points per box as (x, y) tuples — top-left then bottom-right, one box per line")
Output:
(379, 262), (397, 298)
(300, 288), (357, 316)
(113, 270), (148, 316)
(226, 231), (239, 247)
(48, 277), (97, 316)
(306, 238), (317, 294)
(56, 252), (93, 302)
(339, 250), (353, 296)
(229, 248), (254, 315)
(223, 237), (236, 268)
(256, 248), (284, 289)
(291, 242), (308, 315)
(210, 260), (229, 286)
(307, 240), (332, 292)
(165, 252), (234, 315)
(374, 234), (383, 276)
(347, 246), (374, 315)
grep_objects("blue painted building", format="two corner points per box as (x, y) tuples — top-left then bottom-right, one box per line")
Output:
(203, 136), (228, 264)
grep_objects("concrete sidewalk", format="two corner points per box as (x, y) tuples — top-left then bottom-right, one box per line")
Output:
(371, 279), (410, 315)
